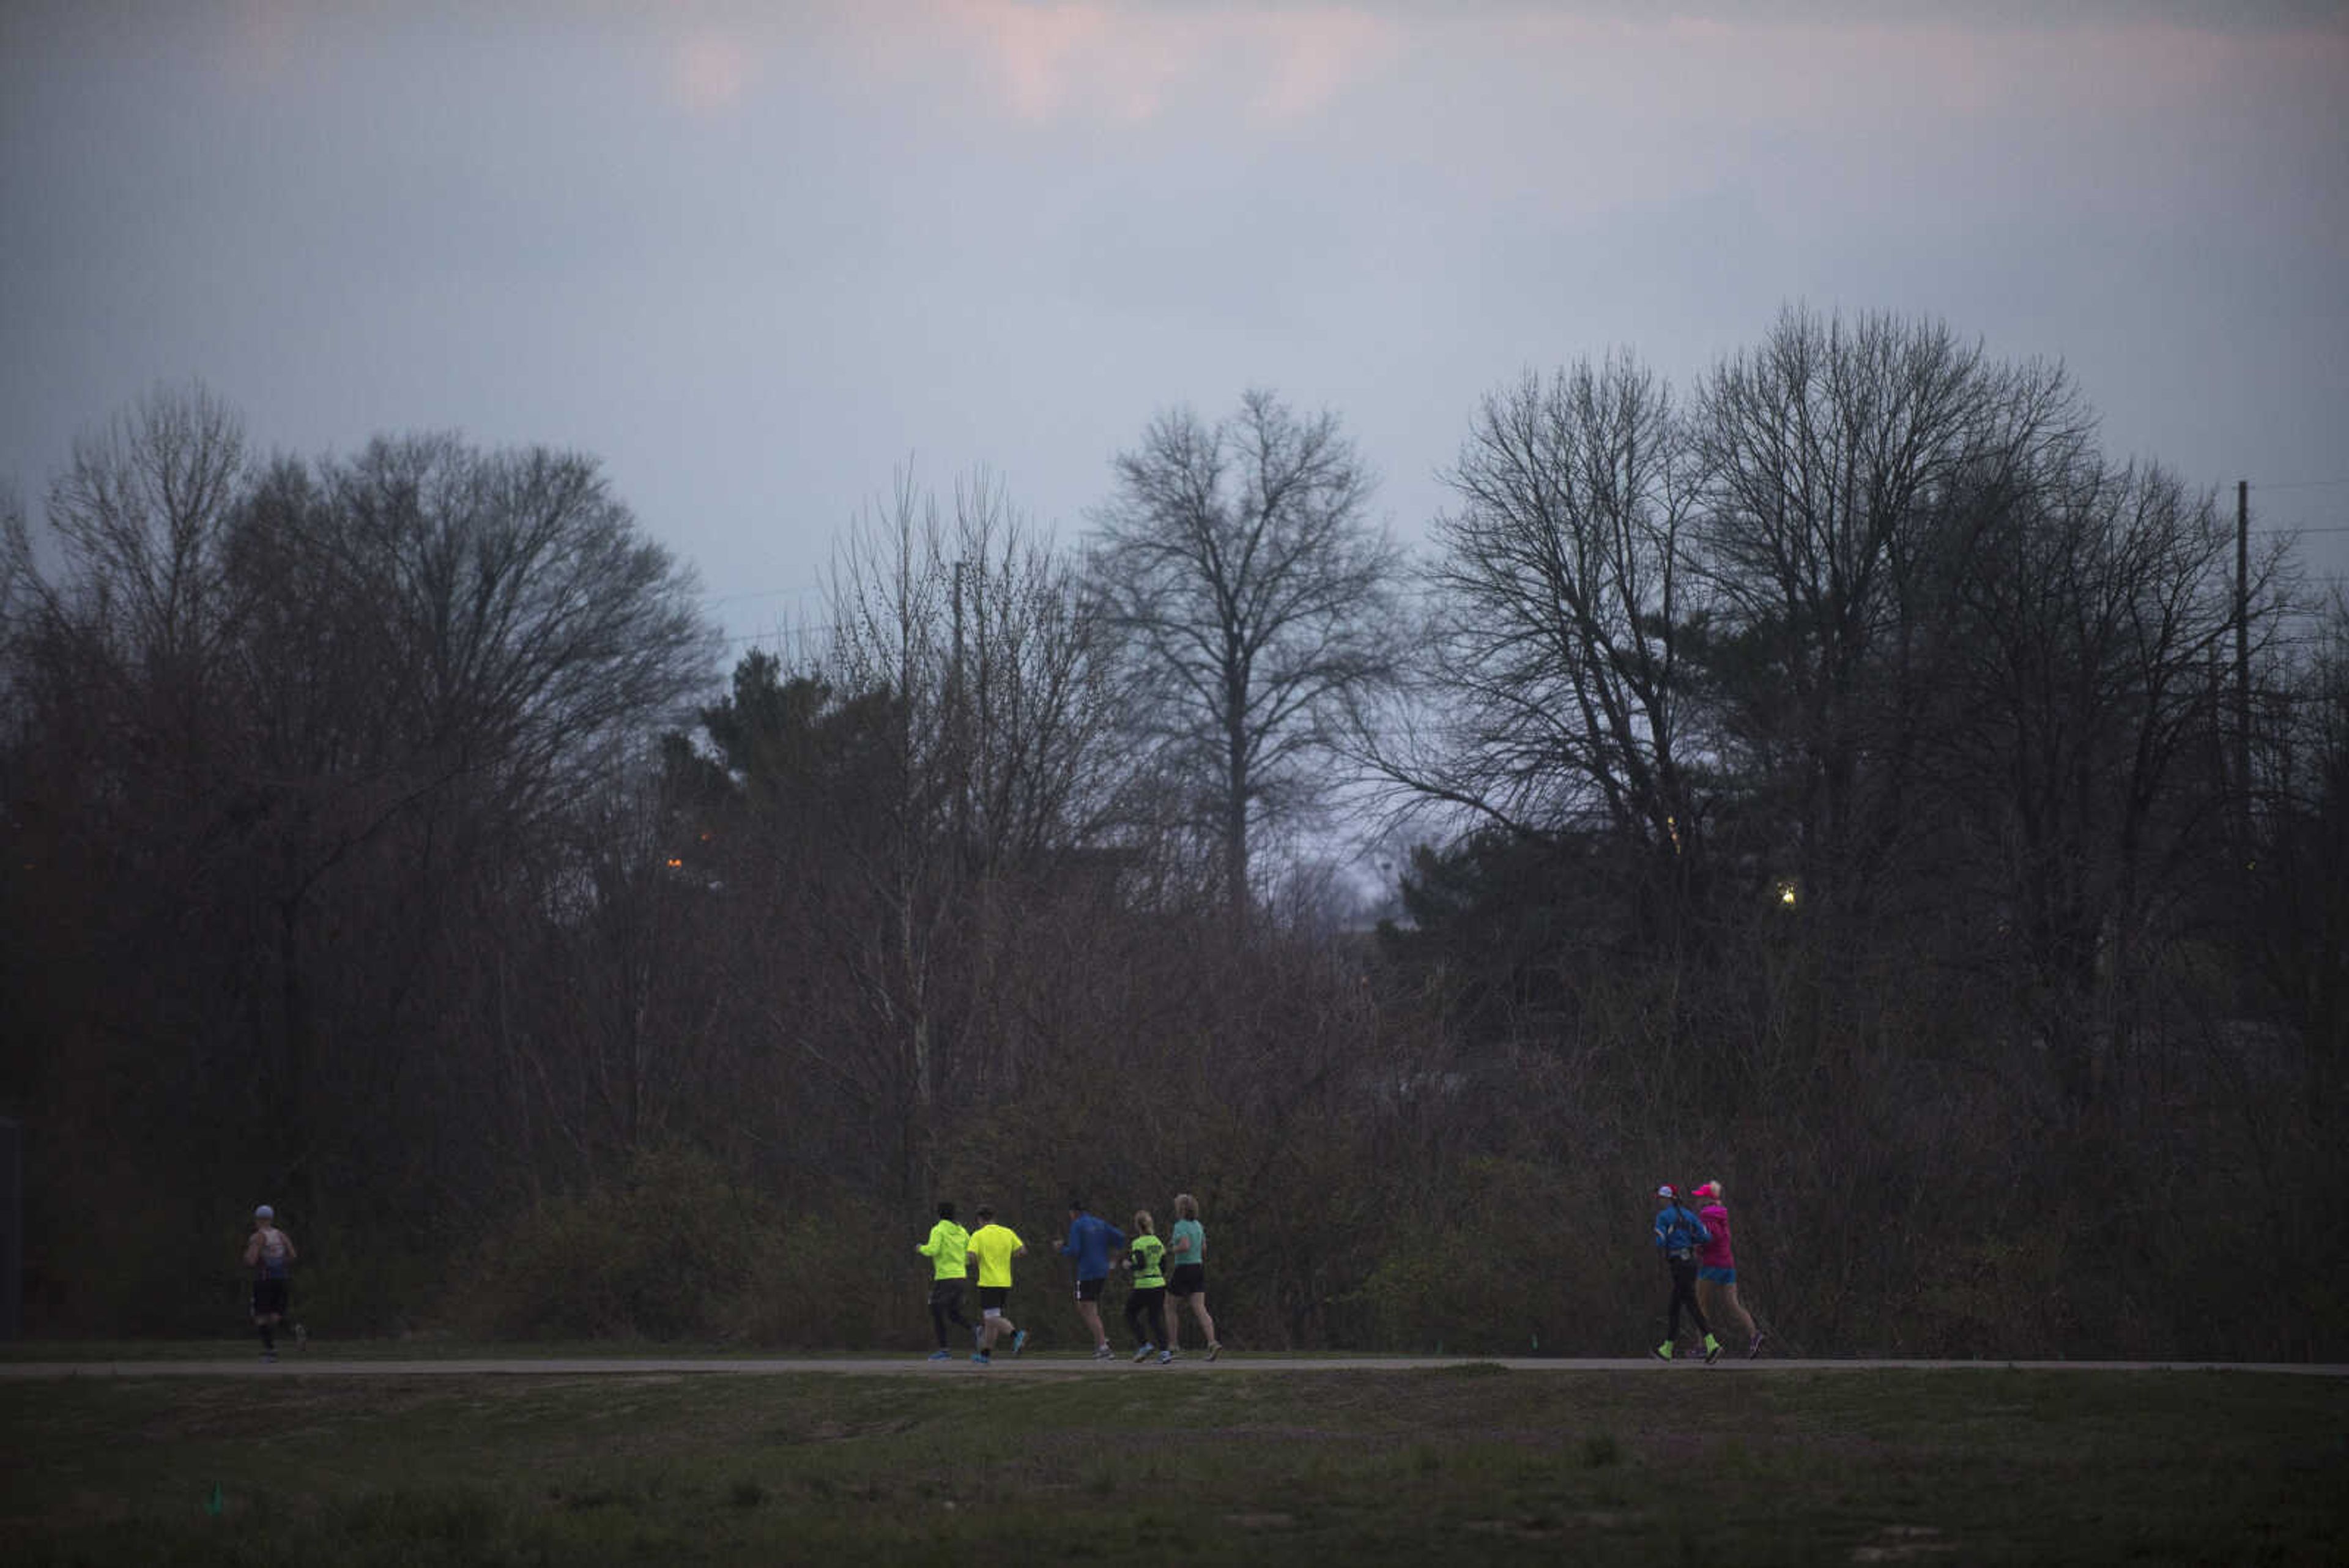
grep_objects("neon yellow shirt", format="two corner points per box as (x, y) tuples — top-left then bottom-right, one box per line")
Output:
(967, 1224), (1024, 1288)
(917, 1220), (970, 1281)
(1126, 1232), (1167, 1289)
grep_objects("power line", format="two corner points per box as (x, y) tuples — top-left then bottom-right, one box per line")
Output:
(721, 623), (837, 650)
(2255, 477), (2349, 491)
(703, 585), (825, 607)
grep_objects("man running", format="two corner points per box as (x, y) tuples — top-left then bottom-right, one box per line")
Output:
(964, 1205), (1029, 1364)
(1058, 1198), (1127, 1360)
(243, 1205), (302, 1361)
(1651, 1184), (1721, 1363)
(916, 1202), (976, 1360)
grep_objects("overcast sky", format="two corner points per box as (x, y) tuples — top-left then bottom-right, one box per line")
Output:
(6, 0), (2345, 661)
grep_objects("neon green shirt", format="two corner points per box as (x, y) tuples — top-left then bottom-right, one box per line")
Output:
(967, 1223), (1024, 1288)
(1126, 1232), (1167, 1288)
(917, 1220), (970, 1281)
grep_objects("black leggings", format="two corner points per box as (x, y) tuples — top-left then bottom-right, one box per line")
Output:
(929, 1287), (973, 1348)
(1124, 1285), (1166, 1348)
(1666, 1257), (1711, 1343)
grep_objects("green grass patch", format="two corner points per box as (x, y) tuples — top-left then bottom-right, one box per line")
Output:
(2, 1366), (2342, 1564)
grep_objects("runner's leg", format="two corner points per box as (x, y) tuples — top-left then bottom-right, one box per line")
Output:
(1720, 1282), (1757, 1342)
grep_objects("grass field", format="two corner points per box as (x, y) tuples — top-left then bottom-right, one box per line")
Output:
(4, 1356), (2343, 1565)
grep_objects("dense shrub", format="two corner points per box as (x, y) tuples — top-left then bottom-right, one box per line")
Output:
(459, 1149), (775, 1341)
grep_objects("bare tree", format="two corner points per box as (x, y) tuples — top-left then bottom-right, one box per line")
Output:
(42, 382), (252, 677)
(1089, 388), (1403, 923)
(1376, 355), (1704, 908)
(695, 467), (1123, 1198)
(1691, 306), (2090, 926)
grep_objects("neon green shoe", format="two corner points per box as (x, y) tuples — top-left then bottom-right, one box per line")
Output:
(1703, 1334), (1723, 1364)
(1651, 1341), (1674, 1361)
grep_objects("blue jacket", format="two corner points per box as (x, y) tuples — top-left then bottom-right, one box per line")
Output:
(1653, 1204), (1712, 1259)
(1059, 1212), (1127, 1280)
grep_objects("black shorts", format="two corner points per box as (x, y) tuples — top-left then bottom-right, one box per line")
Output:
(251, 1278), (290, 1318)
(927, 1279), (965, 1310)
(976, 1285), (1011, 1315)
(1075, 1276), (1107, 1302)
(1168, 1263), (1204, 1299)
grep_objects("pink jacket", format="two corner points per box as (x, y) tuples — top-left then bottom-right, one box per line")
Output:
(1696, 1203), (1734, 1269)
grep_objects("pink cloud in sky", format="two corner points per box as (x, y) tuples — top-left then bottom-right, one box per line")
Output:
(671, 28), (757, 114)
(930, 0), (1407, 127)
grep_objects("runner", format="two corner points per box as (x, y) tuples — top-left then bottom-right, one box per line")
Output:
(1162, 1191), (1220, 1362)
(916, 1202), (976, 1361)
(964, 1205), (1029, 1364)
(1691, 1180), (1764, 1358)
(242, 1205), (302, 1361)
(1123, 1209), (1168, 1362)
(1651, 1183), (1721, 1363)
(1058, 1198), (1127, 1360)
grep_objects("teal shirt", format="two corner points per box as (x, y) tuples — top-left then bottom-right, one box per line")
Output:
(1170, 1219), (1205, 1270)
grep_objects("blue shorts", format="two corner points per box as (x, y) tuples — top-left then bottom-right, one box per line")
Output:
(1698, 1265), (1735, 1285)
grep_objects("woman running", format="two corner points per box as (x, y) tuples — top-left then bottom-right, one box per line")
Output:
(1651, 1183), (1721, 1363)
(1162, 1191), (1220, 1362)
(1123, 1209), (1169, 1362)
(1691, 1180), (1764, 1357)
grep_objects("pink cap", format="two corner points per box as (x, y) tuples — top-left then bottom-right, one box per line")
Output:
(1692, 1181), (1721, 1200)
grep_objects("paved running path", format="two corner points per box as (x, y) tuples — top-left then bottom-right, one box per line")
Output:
(5, 1356), (2343, 1378)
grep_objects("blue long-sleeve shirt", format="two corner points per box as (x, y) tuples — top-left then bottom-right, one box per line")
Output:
(1059, 1213), (1127, 1280)
(1653, 1205), (1712, 1258)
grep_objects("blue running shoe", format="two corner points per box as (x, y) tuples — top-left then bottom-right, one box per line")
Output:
(927, 1349), (951, 1361)
(971, 1352), (991, 1365)
(1011, 1329), (1028, 1357)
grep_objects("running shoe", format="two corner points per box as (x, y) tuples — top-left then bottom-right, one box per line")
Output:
(1158, 1348), (1176, 1365)
(293, 1323), (308, 1349)
(1748, 1331), (1768, 1359)
(262, 1349), (277, 1362)
(1703, 1334), (1723, 1364)
(1206, 1342), (1221, 1362)
(927, 1349), (951, 1361)
(971, 1352), (992, 1365)
(1011, 1329), (1028, 1357)
(1132, 1343), (1156, 1363)
(1650, 1342), (1674, 1361)
(1093, 1344), (1115, 1360)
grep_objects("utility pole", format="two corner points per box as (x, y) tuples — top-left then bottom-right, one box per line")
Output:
(2235, 479), (2251, 841)
(951, 559), (968, 860)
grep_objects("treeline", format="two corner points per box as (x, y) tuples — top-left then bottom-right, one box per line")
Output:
(2, 308), (2343, 1358)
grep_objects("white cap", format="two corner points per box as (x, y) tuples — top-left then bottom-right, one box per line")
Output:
(255, 1205), (274, 1219)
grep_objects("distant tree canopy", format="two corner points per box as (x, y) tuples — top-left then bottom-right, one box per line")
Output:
(2, 316), (2342, 1361)
(1373, 308), (2292, 1116)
